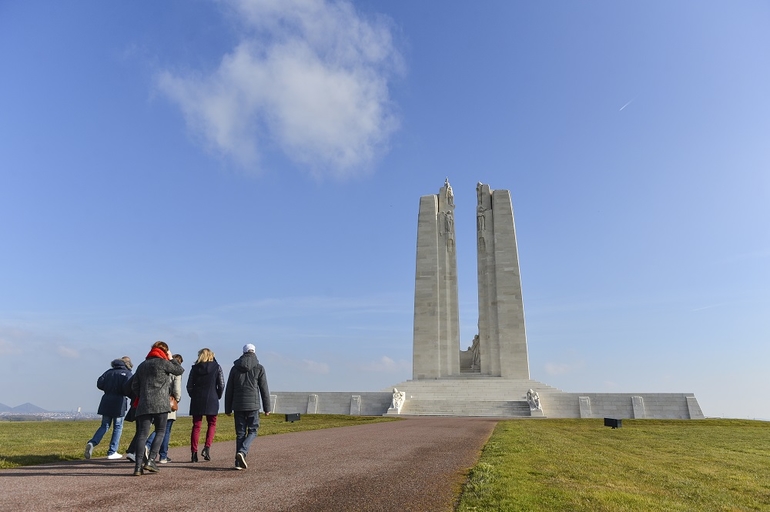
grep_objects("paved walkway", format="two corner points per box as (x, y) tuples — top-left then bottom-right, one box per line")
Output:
(0, 417), (498, 511)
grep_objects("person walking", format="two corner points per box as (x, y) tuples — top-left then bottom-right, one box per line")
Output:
(130, 341), (184, 476)
(187, 348), (224, 462)
(84, 356), (133, 460)
(224, 343), (271, 470)
(145, 353), (183, 464)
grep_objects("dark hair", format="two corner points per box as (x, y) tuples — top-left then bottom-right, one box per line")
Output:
(173, 354), (183, 364)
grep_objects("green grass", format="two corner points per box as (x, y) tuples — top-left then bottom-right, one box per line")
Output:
(457, 418), (770, 512)
(0, 414), (396, 469)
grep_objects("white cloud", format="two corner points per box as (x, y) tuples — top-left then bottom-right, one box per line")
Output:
(0, 338), (22, 356)
(264, 351), (330, 374)
(544, 360), (584, 376)
(158, 0), (402, 178)
(359, 355), (410, 373)
(57, 346), (80, 359)
(301, 359), (330, 374)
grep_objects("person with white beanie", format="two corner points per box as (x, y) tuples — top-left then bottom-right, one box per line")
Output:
(224, 343), (271, 470)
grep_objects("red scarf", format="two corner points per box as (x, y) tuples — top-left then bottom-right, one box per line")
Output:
(146, 347), (170, 360)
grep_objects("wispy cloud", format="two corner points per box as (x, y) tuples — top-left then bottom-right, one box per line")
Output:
(358, 355), (410, 373)
(0, 338), (22, 356)
(544, 359), (584, 376)
(157, 0), (402, 178)
(57, 346), (80, 359)
(619, 96), (637, 111)
(265, 352), (330, 374)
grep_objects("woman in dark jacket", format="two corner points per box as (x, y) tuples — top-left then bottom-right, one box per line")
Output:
(187, 348), (224, 462)
(130, 341), (184, 476)
(84, 357), (133, 459)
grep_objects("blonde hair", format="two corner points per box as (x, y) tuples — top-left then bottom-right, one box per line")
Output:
(196, 348), (215, 364)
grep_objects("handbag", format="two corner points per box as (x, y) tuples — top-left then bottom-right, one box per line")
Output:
(170, 395), (179, 412)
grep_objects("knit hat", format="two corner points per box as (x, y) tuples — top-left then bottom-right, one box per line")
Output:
(121, 356), (133, 370)
(243, 344), (256, 354)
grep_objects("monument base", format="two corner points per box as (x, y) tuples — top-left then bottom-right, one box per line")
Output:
(269, 378), (705, 420)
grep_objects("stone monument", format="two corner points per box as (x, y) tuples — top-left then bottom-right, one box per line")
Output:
(412, 178), (460, 379)
(269, 180), (706, 420)
(413, 180), (530, 380)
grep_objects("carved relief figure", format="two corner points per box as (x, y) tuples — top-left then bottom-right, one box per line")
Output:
(470, 334), (480, 371)
(477, 206), (486, 231)
(526, 389), (541, 411)
(444, 210), (454, 234)
(445, 178), (454, 207)
(444, 211), (455, 252)
(391, 388), (406, 411)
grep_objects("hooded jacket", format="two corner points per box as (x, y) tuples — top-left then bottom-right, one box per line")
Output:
(96, 359), (132, 418)
(187, 359), (225, 416)
(224, 352), (271, 414)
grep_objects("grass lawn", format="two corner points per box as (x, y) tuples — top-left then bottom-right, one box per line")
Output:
(457, 418), (770, 511)
(0, 414), (396, 469)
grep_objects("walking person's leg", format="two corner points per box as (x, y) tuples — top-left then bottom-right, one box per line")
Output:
(201, 414), (217, 460)
(85, 415), (111, 458)
(191, 415), (203, 461)
(133, 416), (153, 475)
(240, 410), (259, 456)
(234, 410), (258, 469)
(234, 411), (246, 469)
(159, 419), (173, 461)
(148, 413), (168, 463)
(106, 416), (124, 457)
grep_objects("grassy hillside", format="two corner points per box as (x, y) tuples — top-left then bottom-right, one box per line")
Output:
(457, 418), (770, 511)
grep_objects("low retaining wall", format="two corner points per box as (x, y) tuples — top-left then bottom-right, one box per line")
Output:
(271, 392), (392, 416)
(269, 390), (705, 419)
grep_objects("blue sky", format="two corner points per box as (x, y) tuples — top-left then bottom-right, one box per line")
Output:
(1, 1), (768, 419)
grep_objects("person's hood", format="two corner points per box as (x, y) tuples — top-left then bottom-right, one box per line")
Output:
(111, 359), (129, 370)
(193, 360), (219, 376)
(233, 352), (258, 373)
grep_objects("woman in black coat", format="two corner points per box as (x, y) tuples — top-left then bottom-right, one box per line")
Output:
(187, 348), (225, 462)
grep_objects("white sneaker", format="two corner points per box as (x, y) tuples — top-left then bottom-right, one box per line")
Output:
(107, 453), (123, 460)
(84, 442), (94, 459)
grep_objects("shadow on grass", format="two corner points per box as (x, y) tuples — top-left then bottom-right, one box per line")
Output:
(0, 454), (81, 468)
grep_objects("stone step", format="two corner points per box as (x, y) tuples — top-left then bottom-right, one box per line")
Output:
(397, 399), (533, 418)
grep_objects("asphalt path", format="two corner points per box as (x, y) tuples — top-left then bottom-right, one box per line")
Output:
(0, 417), (498, 511)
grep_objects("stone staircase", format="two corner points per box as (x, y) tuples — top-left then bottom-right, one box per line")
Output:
(399, 399), (532, 417)
(384, 377), (565, 418)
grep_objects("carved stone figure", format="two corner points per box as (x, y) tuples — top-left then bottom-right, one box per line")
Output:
(445, 178), (454, 207)
(470, 334), (480, 371)
(477, 205), (486, 231)
(444, 210), (454, 234)
(391, 388), (406, 411)
(526, 389), (541, 411)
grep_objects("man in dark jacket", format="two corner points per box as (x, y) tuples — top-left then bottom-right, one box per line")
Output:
(85, 356), (133, 460)
(225, 343), (271, 470)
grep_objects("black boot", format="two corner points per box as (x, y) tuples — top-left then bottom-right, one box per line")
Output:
(143, 459), (160, 473)
(201, 446), (210, 461)
(191, 451), (198, 463)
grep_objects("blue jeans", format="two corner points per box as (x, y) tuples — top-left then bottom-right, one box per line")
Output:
(88, 415), (124, 456)
(146, 419), (174, 459)
(234, 410), (260, 456)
